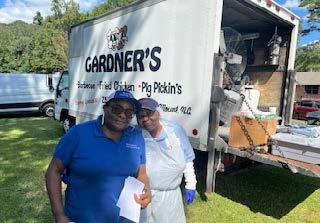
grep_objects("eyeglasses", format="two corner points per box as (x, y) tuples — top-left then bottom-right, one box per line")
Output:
(109, 104), (134, 119)
(137, 110), (155, 120)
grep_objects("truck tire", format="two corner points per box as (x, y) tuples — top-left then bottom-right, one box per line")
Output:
(42, 103), (54, 117)
(63, 115), (75, 132)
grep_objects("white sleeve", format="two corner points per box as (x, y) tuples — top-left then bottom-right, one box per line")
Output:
(183, 161), (197, 190)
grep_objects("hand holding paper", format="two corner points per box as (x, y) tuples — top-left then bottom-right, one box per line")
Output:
(134, 189), (151, 209)
(116, 176), (145, 223)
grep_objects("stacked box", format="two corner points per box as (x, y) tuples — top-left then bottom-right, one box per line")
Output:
(228, 115), (277, 148)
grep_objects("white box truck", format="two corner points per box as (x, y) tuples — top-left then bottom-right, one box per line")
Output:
(0, 73), (60, 116)
(56, 0), (318, 190)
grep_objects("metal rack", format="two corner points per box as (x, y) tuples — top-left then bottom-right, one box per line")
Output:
(206, 128), (320, 193)
(220, 146), (320, 178)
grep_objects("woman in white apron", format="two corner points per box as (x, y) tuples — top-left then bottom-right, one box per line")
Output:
(137, 98), (197, 223)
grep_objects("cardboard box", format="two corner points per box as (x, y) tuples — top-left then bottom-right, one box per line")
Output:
(228, 115), (277, 148)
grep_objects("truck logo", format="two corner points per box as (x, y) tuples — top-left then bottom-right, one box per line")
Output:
(86, 25), (162, 73)
(106, 25), (128, 50)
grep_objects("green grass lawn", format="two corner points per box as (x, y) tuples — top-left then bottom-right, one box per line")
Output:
(0, 115), (62, 223)
(188, 151), (320, 223)
(1, 116), (320, 223)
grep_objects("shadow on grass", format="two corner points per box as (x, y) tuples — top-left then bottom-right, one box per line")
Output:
(193, 151), (209, 202)
(0, 111), (43, 119)
(194, 150), (320, 219)
(0, 115), (63, 222)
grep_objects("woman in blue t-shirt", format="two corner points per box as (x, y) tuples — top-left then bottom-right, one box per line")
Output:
(45, 90), (151, 223)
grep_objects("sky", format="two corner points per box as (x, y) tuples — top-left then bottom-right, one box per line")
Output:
(0, 0), (319, 46)
(0, 0), (104, 23)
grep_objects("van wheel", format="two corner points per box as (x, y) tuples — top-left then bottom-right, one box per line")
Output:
(43, 103), (54, 117)
(63, 116), (75, 132)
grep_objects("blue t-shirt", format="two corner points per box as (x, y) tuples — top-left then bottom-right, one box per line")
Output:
(53, 116), (145, 223)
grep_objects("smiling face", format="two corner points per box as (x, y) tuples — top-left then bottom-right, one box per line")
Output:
(137, 108), (161, 136)
(103, 99), (134, 133)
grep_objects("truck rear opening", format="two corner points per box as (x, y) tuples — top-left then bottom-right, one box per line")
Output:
(220, 0), (298, 121)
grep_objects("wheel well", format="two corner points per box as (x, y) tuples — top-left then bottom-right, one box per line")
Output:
(40, 100), (54, 111)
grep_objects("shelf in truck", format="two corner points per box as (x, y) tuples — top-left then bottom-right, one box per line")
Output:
(220, 147), (320, 178)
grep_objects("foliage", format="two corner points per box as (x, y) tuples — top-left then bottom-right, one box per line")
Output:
(90, 0), (134, 18)
(44, 0), (82, 32)
(30, 29), (68, 72)
(0, 21), (41, 73)
(51, 0), (64, 18)
(0, 21), (67, 73)
(300, 0), (320, 35)
(296, 0), (320, 71)
(295, 42), (320, 71)
(0, 0), (135, 73)
(33, 11), (44, 26)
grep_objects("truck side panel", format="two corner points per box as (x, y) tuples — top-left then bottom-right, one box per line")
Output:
(68, 0), (222, 149)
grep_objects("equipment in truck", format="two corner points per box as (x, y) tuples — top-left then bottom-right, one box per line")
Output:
(272, 126), (320, 164)
(220, 27), (247, 84)
(219, 27), (248, 125)
(268, 27), (282, 65)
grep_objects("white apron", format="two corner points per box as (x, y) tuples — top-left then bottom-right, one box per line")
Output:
(140, 122), (186, 223)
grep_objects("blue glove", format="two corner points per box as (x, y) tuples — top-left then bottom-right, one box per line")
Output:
(185, 189), (196, 205)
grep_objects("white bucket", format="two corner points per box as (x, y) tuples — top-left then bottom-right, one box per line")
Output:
(269, 107), (277, 115)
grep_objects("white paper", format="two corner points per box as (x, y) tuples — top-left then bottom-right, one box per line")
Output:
(116, 176), (145, 223)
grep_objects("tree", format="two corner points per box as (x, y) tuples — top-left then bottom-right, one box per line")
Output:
(61, 0), (81, 31)
(0, 0), (135, 73)
(45, 0), (65, 30)
(0, 21), (68, 73)
(30, 29), (67, 73)
(295, 42), (320, 71)
(51, 0), (64, 18)
(33, 11), (44, 26)
(0, 21), (39, 72)
(90, 0), (133, 17)
(44, 0), (82, 31)
(300, 0), (320, 35)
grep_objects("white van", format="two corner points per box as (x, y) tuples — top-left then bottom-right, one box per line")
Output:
(0, 73), (60, 116)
